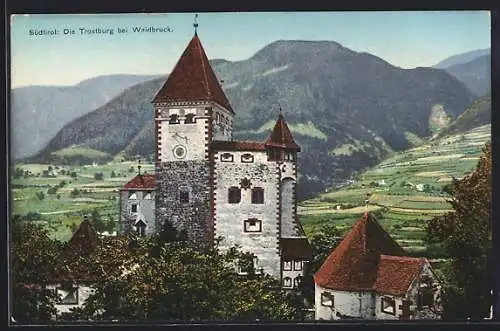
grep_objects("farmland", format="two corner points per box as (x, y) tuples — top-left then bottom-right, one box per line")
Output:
(298, 124), (490, 257)
(11, 160), (154, 241)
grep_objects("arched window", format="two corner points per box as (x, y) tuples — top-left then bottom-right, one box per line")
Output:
(228, 187), (241, 203)
(169, 114), (179, 124)
(185, 113), (196, 124)
(283, 277), (292, 288)
(135, 220), (146, 237)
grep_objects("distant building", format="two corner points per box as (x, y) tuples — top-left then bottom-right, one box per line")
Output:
(118, 173), (156, 236)
(314, 212), (442, 320)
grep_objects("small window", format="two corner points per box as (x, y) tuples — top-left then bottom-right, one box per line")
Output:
(294, 276), (302, 288)
(228, 187), (241, 203)
(185, 113), (196, 124)
(241, 153), (254, 163)
(131, 204), (138, 213)
(321, 292), (334, 307)
(294, 261), (302, 271)
(251, 187), (264, 204)
(283, 277), (292, 288)
(128, 192), (137, 200)
(221, 153), (234, 162)
(57, 287), (79, 305)
(381, 297), (396, 315)
(144, 192), (152, 200)
(283, 261), (292, 271)
(169, 114), (179, 124)
(285, 151), (296, 162)
(244, 219), (262, 232)
(179, 189), (189, 204)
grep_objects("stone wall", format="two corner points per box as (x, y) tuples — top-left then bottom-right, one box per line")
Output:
(118, 190), (156, 235)
(213, 150), (281, 278)
(156, 160), (212, 246)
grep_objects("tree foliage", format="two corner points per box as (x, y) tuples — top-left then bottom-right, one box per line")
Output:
(60, 233), (299, 322)
(10, 219), (63, 322)
(426, 141), (491, 320)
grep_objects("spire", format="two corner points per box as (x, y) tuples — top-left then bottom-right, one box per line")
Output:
(193, 13), (199, 35)
(153, 26), (234, 113)
(265, 111), (300, 151)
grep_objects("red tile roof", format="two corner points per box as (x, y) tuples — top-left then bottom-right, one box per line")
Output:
(123, 174), (156, 190)
(211, 140), (267, 151)
(265, 113), (300, 151)
(374, 255), (426, 296)
(314, 212), (424, 296)
(153, 34), (234, 113)
(280, 237), (313, 260)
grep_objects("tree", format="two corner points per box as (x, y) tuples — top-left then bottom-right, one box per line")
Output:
(426, 141), (491, 320)
(110, 171), (117, 178)
(36, 191), (45, 200)
(10, 220), (63, 322)
(63, 235), (298, 322)
(94, 172), (104, 180)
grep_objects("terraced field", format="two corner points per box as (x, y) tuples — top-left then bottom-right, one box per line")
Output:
(11, 161), (154, 241)
(299, 124), (490, 257)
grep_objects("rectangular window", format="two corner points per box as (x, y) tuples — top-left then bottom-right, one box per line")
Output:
(294, 276), (302, 288)
(241, 153), (254, 163)
(283, 277), (292, 288)
(56, 287), (79, 305)
(179, 189), (189, 203)
(381, 297), (396, 315)
(251, 187), (264, 204)
(321, 292), (334, 307)
(221, 153), (234, 162)
(293, 261), (302, 271)
(228, 187), (241, 203)
(244, 219), (262, 232)
(131, 204), (138, 213)
(283, 261), (292, 271)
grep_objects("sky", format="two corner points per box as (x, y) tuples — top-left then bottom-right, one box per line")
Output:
(10, 11), (491, 88)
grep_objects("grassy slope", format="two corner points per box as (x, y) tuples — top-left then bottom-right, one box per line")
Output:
(299, 124), (490, 255)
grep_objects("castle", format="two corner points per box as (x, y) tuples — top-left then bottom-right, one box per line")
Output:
(119, 29), (312, 287)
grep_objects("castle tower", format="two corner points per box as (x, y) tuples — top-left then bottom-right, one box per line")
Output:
(152, 30), (234, 246)
(265, 111), (301, 238)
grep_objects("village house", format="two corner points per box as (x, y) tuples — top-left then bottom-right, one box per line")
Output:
(118, 28), (313, 287)
(314, 212), (442, 320)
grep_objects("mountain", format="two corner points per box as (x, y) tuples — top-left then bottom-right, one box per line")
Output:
(10, 74), (160, 159)
(437, 93), (491, 138)
(31, 40), (476, 199)
(443, 54), (491, 97)
(433, 48), (490, 69)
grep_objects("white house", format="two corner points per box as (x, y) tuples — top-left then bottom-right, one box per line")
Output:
(314, 212), (442, 320)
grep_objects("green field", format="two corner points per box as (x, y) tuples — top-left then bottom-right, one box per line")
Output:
(11, 160), (154, 241)
(299, 124), (490, 257)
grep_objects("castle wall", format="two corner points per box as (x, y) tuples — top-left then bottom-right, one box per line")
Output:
(213, 150), (281, 277)
(156, 160), (212, 245)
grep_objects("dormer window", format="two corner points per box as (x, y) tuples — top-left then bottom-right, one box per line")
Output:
(169, 114), (179, 124)
(144, 192), (152, 200)
(185, 113), (196, 124)
(128, 192), (137, 200)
